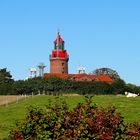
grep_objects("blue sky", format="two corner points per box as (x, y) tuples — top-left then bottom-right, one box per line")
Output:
(0, 0), (140, 85)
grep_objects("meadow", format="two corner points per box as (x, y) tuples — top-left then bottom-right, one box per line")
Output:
(0, 95), (140, 139)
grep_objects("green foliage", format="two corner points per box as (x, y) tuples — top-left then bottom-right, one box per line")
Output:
(125, 122), (140, 140)
(9, 96), (140, 139)
(1, 67), (140, 96)
(125, 83), (140, 93)
(74, 81), (113, 95)
(12, 77), (115, 95)
(111, 79), (126, 94)
(0, 68), (13, 84)
(0, 68), (14, 95)
(8, 76), (140, 96)
(0, 67), (139, 96)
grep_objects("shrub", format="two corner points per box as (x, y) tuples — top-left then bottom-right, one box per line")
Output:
(125, 122), (140, 140)
(9, 96), (140, 140)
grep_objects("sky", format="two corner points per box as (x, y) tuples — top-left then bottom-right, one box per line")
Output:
(0, 0), (140, 85)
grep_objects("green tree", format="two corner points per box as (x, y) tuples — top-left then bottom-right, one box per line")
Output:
(0, 68), (14, 94)
(0, 68), (14, 84)
(111, 79), (126, 94)
(125, 83), (140, 93)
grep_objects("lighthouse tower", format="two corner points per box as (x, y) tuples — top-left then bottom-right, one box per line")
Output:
(50, 32), (69, 74)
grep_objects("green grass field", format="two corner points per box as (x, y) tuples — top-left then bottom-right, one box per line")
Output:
(0, 95), (140, 139)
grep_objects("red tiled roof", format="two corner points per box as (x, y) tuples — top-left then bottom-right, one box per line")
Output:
(96, 75), (113, 82)
(43, 73), (113, 83)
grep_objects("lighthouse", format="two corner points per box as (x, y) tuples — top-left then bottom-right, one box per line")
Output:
(49, 32), (69, 74)
(44, 31), (113, 83)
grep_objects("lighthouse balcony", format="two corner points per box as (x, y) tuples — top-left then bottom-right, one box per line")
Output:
(49, 54), (69, 60)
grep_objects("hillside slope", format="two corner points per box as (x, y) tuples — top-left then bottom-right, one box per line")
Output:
(0, 95), (140, 139)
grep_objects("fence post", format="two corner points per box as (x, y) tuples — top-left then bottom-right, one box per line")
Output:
(5, 95), (8, 107)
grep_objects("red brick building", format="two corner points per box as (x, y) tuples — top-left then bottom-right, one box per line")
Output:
(44, 73), (113, 83)
(44, 32), (113, 83)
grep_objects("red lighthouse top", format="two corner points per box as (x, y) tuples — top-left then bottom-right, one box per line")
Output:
(51, 32), (68, 59)
(54, 32), (64, 43)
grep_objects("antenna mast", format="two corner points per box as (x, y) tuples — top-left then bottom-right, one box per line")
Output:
(56, 31), (59, 57)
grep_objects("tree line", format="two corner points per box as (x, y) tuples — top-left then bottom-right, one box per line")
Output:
(0, 68), (140, 95)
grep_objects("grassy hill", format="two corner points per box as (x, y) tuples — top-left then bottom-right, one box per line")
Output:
(0, 95), (140, 139)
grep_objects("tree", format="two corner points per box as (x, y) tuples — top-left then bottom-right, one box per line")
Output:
(0, 68), (14, 94)
(111, 79), (126, 94)
(92, 68), (120, 80)
(0, 68), (14, 84)
(125, 83), (140, 93)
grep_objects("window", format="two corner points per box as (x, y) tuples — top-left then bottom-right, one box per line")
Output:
(62, 63), (64, 66)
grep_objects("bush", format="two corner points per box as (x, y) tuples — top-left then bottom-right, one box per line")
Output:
(9, 96), (140, 140)
(125, 122), (140, 140)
